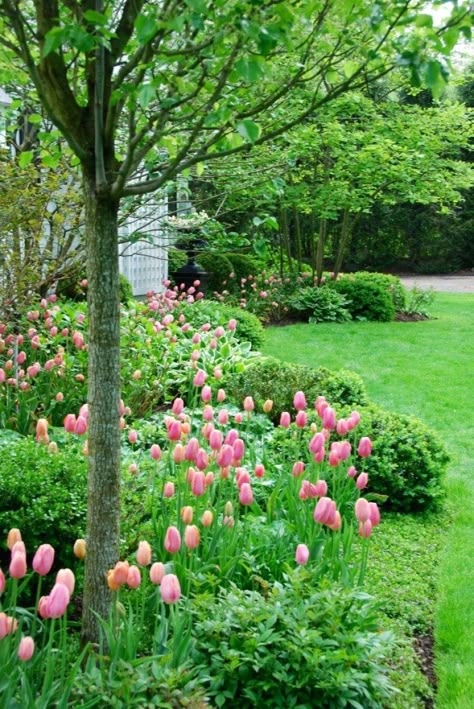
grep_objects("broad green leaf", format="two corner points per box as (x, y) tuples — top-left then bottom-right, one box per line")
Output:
(234, 57), (263, 83)
(135, 14), (157, 44)
(41, 153), (61, 168)
(18, 151), (34, 168)
(83, 9), (108, 26)
(195, 163), (204, 176)
(415, 14), (433, 28)
(28, 114), (43, 124)
(42, 27), (65, 57)
(68, 25), (95, 53)
(343, 61), (359, 79)
(236, 119), (261, 143)
(138, 83), (156, 109)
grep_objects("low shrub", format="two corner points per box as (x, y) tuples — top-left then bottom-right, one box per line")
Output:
(175, 299), (265, 349)
(195, 252), (234, 294)
(227, 357), (368, 420)
(348, 404), (447, 511)
(166, 247), (187, 276)
(332, 277), (395, 321)
(192, 575), (396, 708)
(0, 436), (87, 568)
(401, 286), (435, 318)
(222, 252), (261, 285)
(288, 285), (352, 323)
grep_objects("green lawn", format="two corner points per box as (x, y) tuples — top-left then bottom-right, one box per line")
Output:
(262, 293), (474, 708)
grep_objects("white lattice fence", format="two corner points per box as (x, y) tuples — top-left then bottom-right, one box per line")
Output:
(119, 196), (169, 297)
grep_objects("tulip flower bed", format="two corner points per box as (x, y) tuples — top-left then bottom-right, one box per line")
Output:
(0, 287), (447, 706)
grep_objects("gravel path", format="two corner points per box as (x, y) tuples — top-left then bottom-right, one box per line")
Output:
(398, 273), (474, 293)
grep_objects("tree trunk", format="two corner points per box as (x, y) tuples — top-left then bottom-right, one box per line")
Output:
(81, 175), (122, 644)
(316, 218), (327, 285)
(294, 210), (303, 272)
(334, 208), (351, 278)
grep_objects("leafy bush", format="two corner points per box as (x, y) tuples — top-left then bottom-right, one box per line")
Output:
(228, 357), (368, 420)
(288, 285), (352, 323)
(195, 252), (234, 294)
(119, 273), (134, 303)
(192, 575), (396, 708)
(223, 252), (261, 285)
(332, 274), (396, 321)
(401, 286), (435, 318)
(175, 299), (265, 349)
(167, 247), (187, 276)
(344, 404), (448, 511)
(0, 436), (87, 567)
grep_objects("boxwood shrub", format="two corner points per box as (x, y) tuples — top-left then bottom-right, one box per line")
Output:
(227, 357), (368, 419)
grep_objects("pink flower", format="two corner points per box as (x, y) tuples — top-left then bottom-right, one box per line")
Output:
(292, 461), (305, 477)
(64, 413), (77, 433)
(184, 525), (200, 550)
(347, 465), (357, 478)
(254, 463), (265, 478)
(191, 470), (206, 496)
(295, 411), (307, 428)
(32, 544), (55, 576)
(127, 565), (141, 589)
(167, 419), (181, 441)
(215, 326), (225, 338)
(18, 636), (35, 661)
(243, 396), (254, 412)
(173, 443), (185, 463)
(279, 412), (291, 428)
(339, 441), (351, 461)
(295, 544), (310, 565)
(128, 429), (138, 444)
(228, 319), (237, 331)
(217, 388), (226, 403)
(112, 561), (129, 586)
(309, 432), (325, 454)
(234, 412), (243, 424)
(355, 498), (371, 523)
(7, 528), (22, 550)
(9, 551), (27, 579)
(195, 449), (209, 472)
(358, 520), (373, 538)
(150, 562), (165, 585)
(356, 472), (368, 490)
(202, 405), (213, 422)
(328, 447), (340, 467)
(163, 482), (175, 498)
(239, 482), (254, 506)
(293, 391), (307, 411)
(172, 398), (184, 415)
(201, 385), (212, 403)
(74, 416), (88, 435)
(193, 369), (207, 387)
(137, 541), (152, 566)
(201, 510), (213, 527)
(232, 438), (245, 461)
(224, 429), (238, 445)
(0, 568), (5, 594)
(336, 419), (349, 436)
(46, 582), (70, 618)
(315, 396), (328, 416)
(358, 437), (372, 457)
(150, 444), (162, 461)
(313, 497), (337, 526)
(36, 418), (49, 443)
(164, 526), (181, 553)
(209, 429), (223, 451)
(56, 568), (75, 594)
(160, 574), (181, 604)
(322, 407), (336, 430)
(313, 479), (328, 497)
(217, 444), (233, 468)
(369, 502), (381, 527)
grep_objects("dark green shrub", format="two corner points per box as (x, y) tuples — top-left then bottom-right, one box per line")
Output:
(192, 575), (396, 708)
(227, 357), (368, 419)
(288, 285), (352, 323)
(176, 299), (265, 349)
(0, 436), (87, 568)
(345, 404), (448, 512)
(167, 247), (187, 276)
(119, 273), (134, 303)
(331, 271), (406, 320)
(223, 252), (261, 284)
(195, 251), (234, 294)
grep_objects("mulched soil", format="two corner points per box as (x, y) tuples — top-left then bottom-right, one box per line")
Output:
(395, 312), (429, 322)
(413, 630), (437, 708)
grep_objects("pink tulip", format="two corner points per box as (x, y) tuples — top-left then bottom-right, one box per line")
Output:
(328, 448), (340, 467)
(358, 520), (373, 538)
(163, 481), (175, 498)
(181, 506), (193, 524)
(254, 463), (265, 478)
(313, 497), (337, 526)
(232, 438), (245, 461)
(356, 472), (369, 490)
(150, 444), (162, 460)
(9, 552), (27, 579)
(202, 405), (214, 422)
(309, 432), (325, 454)
(172, 398), (184, 415)
(358, 437), (372, 457)
(0, 568), (5, 594)
(46, 582), (70, 618)
(164, 527), (181, 553)
(355, 498), (371, 523)
(173, 443), (185, 463)
(0, 612), (17, 639)
(236, 468), (250, 488)
(7, 529), (22, 550)
(74, 416), (88, 435)
(128, 429), (138, 444)
(32, 544), (55, 576)
(64, 414), (77, 433)
(313, 448), (326, 463)
(167, 419), (181, 441)
(18, 636), (35, 661)
(201, 385), (212, 403)
(369, 502), (381, 527)
(279, 412), (291, 428)
(224, 429), (238, 445)
(243, 396), (255, 412)
(293, 391), (307, 411)
(295, 411), (307, 428)
(150, 562), (165, 585)
(347, 465), (357, 478)
(217, 388), (226, 403)
(36, 418), (49, 443)
(209, 429), (223, 451)
(113, 561), (129, 586)
(205, 471), (214, 486)
(228, 318), (237, 331)
(322, 407), (336, 430)
(217, 444), (233, 468)
(327, 511), (342, 531)
(11, 540), (26, 556)
(127, 565), (141, 589)
(184, 525), (200, 550)
(137, 541), (152, 566)
(239, 482), (254, 506)
(234, 412), (243, 424)
(336, 419), (349, 436)
(339, 441), (351, 461)
(201, 510), (213, 527)
(56, 568), (75, 594)
(292, 461), (305, 477)
(160, 574), (181, 604)
(313, 479), (328, 497)
(191, 470), (206, 496)
(315, 396), (328, 416)
(295, 544), (309, 565)
(193, 369), (206, 387)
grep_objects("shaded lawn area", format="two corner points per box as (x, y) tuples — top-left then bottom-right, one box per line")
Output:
(262, 293), (474, 708)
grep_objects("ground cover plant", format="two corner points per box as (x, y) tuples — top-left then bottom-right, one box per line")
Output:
(0, 286), (447, 706)
(263, 292), (474, 708)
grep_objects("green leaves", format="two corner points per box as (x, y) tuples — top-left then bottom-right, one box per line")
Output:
(18, 151), (34, 168)
(135, 13), (157, 45)
(236, 119), (261, 143)
(234, 57), (264, 83)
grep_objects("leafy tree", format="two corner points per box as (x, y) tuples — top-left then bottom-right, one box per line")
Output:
(0, 0), (471, 642)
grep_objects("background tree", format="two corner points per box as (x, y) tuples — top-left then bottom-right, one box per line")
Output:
(0, 0), (471, 642)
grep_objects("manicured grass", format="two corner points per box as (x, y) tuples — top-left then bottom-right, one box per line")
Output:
(262, 293), (474, 708)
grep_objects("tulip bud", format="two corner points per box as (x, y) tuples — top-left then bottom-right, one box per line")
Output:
(150, 443), (162, 460)
(201, 510), (213, 527)
(160, 574), (181, 604)
(356, 472), (368, 490)
(73, 538), (87, 560)
(295, 544), (309, 565)
(262, 399), (273, 414)
(279, 412), (291, 428)
(18, 636), (35, 661)
(164, 526), (181, 553)
(137, 541), (152, 566)
(239, 482), (254, 506)
(184, 525), (200, 550)
(150, 562), (165, 585)
(358, 437), (372, 458)
(181, 506), (194, 524)
(293, 391), (307, 411)
(32, 544), (55, 576)
(163, 481), (175, 498)
(7, 528), (22, 550)
(127, 565), (141, 589)
(56, 568), (75, 594)
(355, 498), (371, 523)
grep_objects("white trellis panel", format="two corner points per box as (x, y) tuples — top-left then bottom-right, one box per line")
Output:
(119, 194), (169, 297)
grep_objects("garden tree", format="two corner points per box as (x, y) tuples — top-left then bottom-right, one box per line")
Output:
(0, 153), (83, 308)
(0, 0), (471, 642)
